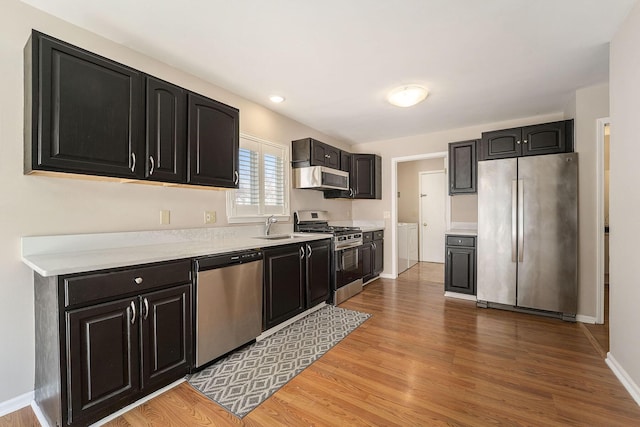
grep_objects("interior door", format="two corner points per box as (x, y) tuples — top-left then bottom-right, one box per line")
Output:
(419, 171), (446, 262)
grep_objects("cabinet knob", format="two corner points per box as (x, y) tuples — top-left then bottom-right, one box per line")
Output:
(516, 140), (521, 145)
(523, 139), (528, 144)
(134, 277), (143, 285)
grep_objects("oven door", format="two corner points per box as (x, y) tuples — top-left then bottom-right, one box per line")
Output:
(335, 245), (364, 288)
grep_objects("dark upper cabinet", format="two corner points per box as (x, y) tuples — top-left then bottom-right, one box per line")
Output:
(352, 154), (382, 199)
(187, 92), (239, 187)
(25, 31), (144, 179)
(479, 120), (573, 161)
(145, 76), (187, 183)
(448, 140), (477, 195)
(444, 235), (476, 295)
(305, 239), (331, 307)
(292, 138), (340, 169)
(263, 244), (305, 330)
(339, 151), (352, 173)
(66, 297), (140, 426)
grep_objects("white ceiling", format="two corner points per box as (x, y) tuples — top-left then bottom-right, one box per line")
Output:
(21, 0), (637, 144)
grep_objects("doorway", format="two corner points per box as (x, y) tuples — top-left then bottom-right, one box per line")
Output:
(419, 171), (446, 262)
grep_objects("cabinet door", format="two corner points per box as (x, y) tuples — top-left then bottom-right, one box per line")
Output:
(145, 76), (187, 183)
(449, 140), (477, 194)
(28, 31), (144, 178)
(360, 242), (373, 282)
(141, 284), (192, 391)
(445, 246), (476, 295)
(373, 239), (384, 276)
(352, 154), (382, 199)
(263, 244), (305, 329)
(521, 120), (573, 157)
(310, 140), (329, 166)
(479, 127), (522, 161)
(305, 240), (331, 307)
(339, 151), (352, 173)
(324, 145), (340, 169)
(66, 298), (140, 426)
(187, 92), (239, 187)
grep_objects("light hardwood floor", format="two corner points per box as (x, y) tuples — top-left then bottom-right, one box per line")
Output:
(5, 263), (640, 426)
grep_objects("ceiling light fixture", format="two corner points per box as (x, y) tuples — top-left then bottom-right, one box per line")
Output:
(269, 95), (285, 103)
(387, 85), (429, 107)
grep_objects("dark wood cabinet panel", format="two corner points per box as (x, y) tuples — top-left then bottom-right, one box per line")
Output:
(480, 120), (574, 161)
(187, 93), (239, 187)
(292, 138), (340, 169)
(66, 298), (140, 425)
(141, 284), (192, 390)
(521, 120), (573, 157)
(445, 235), (476, 295)
(361, 242), (373, 283)
(363, 231), (384, 283)
(373, 239), (384, 277)
(26, 31), (144, 178)
(352, 154), (382, 199)
(305, 240), (331, 307)
(263, 244), (305, 329)
(449, 140), (477, 195)
(339, 151), (352, 173)
(145, 77), (187, 183)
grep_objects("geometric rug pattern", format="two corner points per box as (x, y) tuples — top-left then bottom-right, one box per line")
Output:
(187, 305), (371, 418)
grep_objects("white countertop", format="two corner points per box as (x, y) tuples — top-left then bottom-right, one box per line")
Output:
(22, 226), (330, 277)
(360, 226), (385, 233)
(446, 229), (478, 236)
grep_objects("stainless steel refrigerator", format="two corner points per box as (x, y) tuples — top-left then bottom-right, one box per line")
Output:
(477, 152), (578, 319)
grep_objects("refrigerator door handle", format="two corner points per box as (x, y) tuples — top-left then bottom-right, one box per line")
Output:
(511, 180), (518, 262)
(518, 179), (524, 262)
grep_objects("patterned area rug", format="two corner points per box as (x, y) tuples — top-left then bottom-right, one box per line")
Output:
(187, 305), (371, 418)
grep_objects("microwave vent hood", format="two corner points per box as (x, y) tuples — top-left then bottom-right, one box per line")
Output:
(293, 166), (349, 191)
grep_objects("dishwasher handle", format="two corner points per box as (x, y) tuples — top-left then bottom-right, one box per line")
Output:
(196, 249), (263, 271)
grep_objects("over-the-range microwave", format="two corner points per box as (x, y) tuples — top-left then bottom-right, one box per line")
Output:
(293, 166), (349, 191)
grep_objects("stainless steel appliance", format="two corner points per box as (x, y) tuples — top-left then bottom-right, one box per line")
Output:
(294, 210), (363, 304)
(477, 152), (578, 320)
(193, 249), (263, 369)
(293, 166), (350, 191)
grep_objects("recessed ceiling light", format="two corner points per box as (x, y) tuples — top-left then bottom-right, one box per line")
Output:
(387, 85), (429, 107)
(269, 95), (285, 103)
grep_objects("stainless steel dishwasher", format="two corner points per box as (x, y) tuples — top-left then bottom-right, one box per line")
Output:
(193, 249), (263, 369)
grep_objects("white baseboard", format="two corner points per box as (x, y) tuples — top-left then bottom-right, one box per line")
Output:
(576, 314), (597, 324)
(0, 390), (34, 417)
(606, 352), (640, 406)
(380, 273), (395, 279)
(31, 400), (50, 427)
(444, 291), (477, 302)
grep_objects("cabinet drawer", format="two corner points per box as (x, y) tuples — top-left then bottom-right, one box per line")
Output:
(63, 260), (191, 307)
(363, 232), (373, 242)
(446, 236), (475, 247)
(373, 230), (384, 240)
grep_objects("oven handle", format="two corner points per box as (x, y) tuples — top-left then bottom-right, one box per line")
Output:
(336, 242), (363, 251)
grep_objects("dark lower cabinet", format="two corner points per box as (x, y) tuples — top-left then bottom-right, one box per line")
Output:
(363, 230), (384, 283)
(444, 235), (476, 295)
(449, 140), (477, 195)
(479, 120), (573, 161)
(25, 30), (144, 179)
(34, 260), (192, 427)
(263, 239), (331, 330)
(187, 93), (239, 187)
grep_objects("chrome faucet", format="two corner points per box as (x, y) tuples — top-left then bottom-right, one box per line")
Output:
(265, 215), (277, 235)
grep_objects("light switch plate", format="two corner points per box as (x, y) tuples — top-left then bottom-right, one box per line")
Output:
(204, 211), (216, 224)
(160, 210), (170, 225)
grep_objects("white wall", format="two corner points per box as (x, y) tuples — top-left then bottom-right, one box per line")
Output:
(397, 158), (444, 223)
(0, 0), (352, 403)
(610, 0), (640, 397)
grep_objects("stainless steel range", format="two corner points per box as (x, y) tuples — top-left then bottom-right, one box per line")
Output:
(294, 210), (363, 304)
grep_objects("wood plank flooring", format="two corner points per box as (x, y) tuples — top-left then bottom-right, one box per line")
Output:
(4, 262), (639, 426)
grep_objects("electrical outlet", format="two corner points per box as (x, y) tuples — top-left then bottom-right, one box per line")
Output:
(383, 211), (391, 219)
(204, 211), (216, 224)
(160, 210), (170, 225)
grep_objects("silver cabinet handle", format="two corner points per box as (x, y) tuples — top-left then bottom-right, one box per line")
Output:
(130, 152), (136, 172)
(511, 180), (517, 262)
(134, 277), (143, 285)
(130, 301), (137, 324)
(306, 244), (312, 258)
(234, 170), (239, 185)
(143, 297), (149, 320)
(149, 156), (155, 175)
(518, 179), (524, 262)
(349, 188), (354, 197)
(300, 246), (305, 260)
(372, 242), (376, 250)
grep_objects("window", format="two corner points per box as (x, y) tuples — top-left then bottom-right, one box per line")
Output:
(227, 134), (290, 222)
